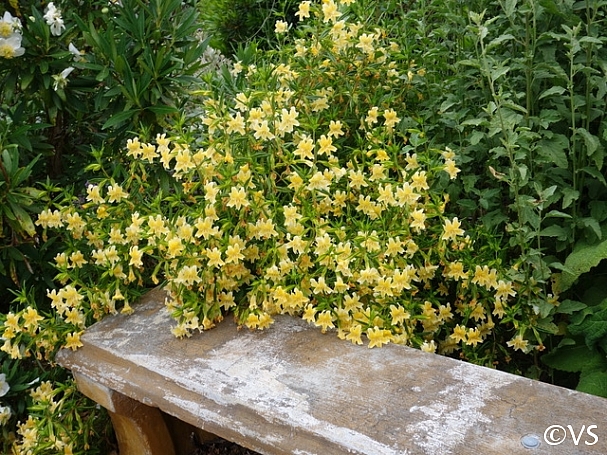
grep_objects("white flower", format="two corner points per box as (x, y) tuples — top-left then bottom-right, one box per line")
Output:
(68, 42), (84, 62)
(44, 2), (66, 36)
(0, 373), (9, 397)
(0, 405), (11, 426)
(0, 11), (22, 38)
(0, 34), (25, 59)
(53, 66), (75, 91)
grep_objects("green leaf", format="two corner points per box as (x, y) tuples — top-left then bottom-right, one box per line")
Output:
(579, 217), (602, 239)
(545, 210), (573, 219)
(569, 303), (607, 348)
(561, 187), (580, 209)
(539, 85), (566, 100)
(560, 235), (607, 291)
(501, 0), (517, 18)
(580, 166), (607, 186)
(535, 134), (569, 168)
(539, 224), (568, 240)
(146, 105), (179, 115)
(542, 345), (606, 372)
(577, 127), (600, 156)
(102, 110), (139, 130)
(556, 299), (587, 314)
(577, 369), (607, 398)
(8, 202), (36, 237)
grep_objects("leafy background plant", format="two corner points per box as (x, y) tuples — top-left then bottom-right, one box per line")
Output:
(2, 0), (607, 452)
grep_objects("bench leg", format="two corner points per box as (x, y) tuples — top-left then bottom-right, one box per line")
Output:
(73, 372), (176, 455)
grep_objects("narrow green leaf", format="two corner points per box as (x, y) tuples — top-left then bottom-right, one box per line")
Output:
(9, 202), (36, 237)
(102, 110), (139, 130)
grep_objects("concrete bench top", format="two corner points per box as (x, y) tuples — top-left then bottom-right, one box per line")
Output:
(57, 288), (607, 454)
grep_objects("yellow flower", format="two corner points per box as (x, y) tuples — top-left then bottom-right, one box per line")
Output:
(410, 170), (429, 190)
(64, 308), (85, 328)
(226, 112), (246, 135)
(367, 326), (392, 348)
(382, 109), (400, 128)
(275, 20), (289, 34)
(227, 186), (250, 210)
(465, 327), (483, 346)
(444, 159), (460, 179)
(252, 120), (275, 141)
(348, 169), (368, 189)
(322, 0), (340, 22)
(167, 238), (184, 258)
(64, 212), (86, 234)
(345, 324), (363, 345)
(507, 334), (529, 352)
(390, 304), (409, 325)
(369, 163), (386, 181)
(410, 208), (426, 231)
(311, 276), (333, 294)
(294, 134), (315, 160)
(65, 331), (84, 351)
(495, 280), (516, 301)
(405, 153), (419, 170)
(140, 142), (158, 162)
(441, 217), (465, 241)
(420, 340), (437, 353)
(450, 324), (467, 343)
(356, 33), (375, 54)
(106, 183), (129, 203)
(225, 244), (245, 264)
(22, 307), (43, 331)
(385, 237), (403, 256)
(317, 134), (336, 156)
(377, 183), (396, 206)
(328, 120), (344, 137)
(395, 182), (420, 206)
(303, 304), (317, 323)
(174, 147), (195, 175)
(296, 1), (311, 20)
(472, 265), (498, 289)
(287, 235), (307, 254)
(315, 310), (335, 333)
(126, 137), (142, 158)
(257, 312), (274, 329)
(365, 106), (379, 125)
(277, 106), (299, 135)
(69, 251), (87, 268)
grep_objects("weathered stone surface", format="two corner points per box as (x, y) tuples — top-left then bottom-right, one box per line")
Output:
(57, 288), (607, 454)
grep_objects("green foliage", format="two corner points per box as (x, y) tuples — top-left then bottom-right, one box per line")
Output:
(542, 343), (607, 397)
(1, 0), (210, 451)
(29, 0), (548, 374)
(556, 227), (607, 292)
(198, 0), (299, 56)
(72, 0), (208, 148)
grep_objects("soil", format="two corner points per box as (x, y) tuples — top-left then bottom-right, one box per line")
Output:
(188, 435), (261, 455)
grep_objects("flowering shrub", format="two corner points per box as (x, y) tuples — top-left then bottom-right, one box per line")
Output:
(0, 0), (566, 451)
(24, 0), (546, 363)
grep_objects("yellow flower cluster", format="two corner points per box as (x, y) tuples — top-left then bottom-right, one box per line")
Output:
(25, 0), (531, 361)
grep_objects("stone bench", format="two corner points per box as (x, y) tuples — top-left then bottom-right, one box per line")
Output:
(56, 288), (607, 454)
